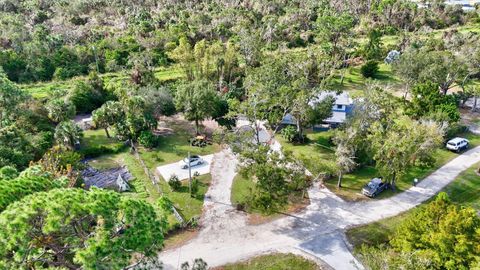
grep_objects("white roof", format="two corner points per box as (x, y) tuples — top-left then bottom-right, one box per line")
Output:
(310, 91), (353, 106)
(448, 137), (468, 144)
(371, 178), (383, 184)
(324, 111), (347, 124)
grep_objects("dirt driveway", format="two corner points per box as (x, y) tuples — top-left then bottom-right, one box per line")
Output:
(156, 154), (214, 181)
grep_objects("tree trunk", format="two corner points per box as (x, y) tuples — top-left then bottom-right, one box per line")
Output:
(337, 171), (342, 188)
(296, 119), (303, 142)
(195, 118), (199, 135)
(441, 86), (448, 95)
(129, 139), (136, 152)
(104, 127), (110, 138)
(391, 173), (396, 191)
(472, 96), (478, 112)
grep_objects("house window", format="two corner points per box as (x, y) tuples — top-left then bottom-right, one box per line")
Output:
(336, 104), (343, 110)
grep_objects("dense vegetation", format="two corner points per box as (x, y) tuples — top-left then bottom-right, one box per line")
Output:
(0, 188), (166, 270)
(356, 193), (480, 269)
(0, 0), (476, 84)
(0, 0), (480, 268)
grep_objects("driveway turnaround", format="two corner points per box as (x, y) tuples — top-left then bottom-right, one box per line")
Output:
(159, 146), (480, 270)
(156, 154), (214, 181)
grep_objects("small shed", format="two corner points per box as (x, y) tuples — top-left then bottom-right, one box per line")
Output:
(82, 165), (132, 192)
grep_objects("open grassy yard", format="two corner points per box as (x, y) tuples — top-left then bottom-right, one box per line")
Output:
(19, 65), (184, 99)
(277, 130), (480, 201)
(81, 122), (220, 233)
(214, 253), (321, 270)
(231, 174), (255, 206)
(231, 173), (309, 224)
(329, 63), (403, 98)
(346, 161), (480, 250)
(442, 162), (480, 210)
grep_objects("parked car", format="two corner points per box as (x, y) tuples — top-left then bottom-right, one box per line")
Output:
(362, 177), (389, 198)
(181, 155), (204, 169)
(446, 137), (469, 152)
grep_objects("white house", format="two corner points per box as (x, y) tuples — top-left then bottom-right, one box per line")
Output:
(280, 91), (354, 129)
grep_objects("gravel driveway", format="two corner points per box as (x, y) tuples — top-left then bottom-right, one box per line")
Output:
(159, 141), (480, 270)
(156, 154), (214, 181)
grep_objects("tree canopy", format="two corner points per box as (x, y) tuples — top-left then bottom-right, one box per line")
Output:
(0, 188), (167, 270)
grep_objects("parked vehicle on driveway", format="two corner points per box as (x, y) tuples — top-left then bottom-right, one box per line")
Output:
(446, 137), (469, 152)
(181, 155), (204, 169)
(362, 177), (389, 198)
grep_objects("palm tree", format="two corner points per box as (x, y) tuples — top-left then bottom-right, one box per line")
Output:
(54, 121), (83, 149)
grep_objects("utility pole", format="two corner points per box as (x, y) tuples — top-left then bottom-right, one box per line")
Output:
(188, 151), (192, 194)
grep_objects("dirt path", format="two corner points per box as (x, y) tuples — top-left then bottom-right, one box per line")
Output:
(159, 138), (480, 270)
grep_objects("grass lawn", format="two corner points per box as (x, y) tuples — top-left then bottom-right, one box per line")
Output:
(231, 173), (309, 224)
(277, 130), (480, 201)
(82, 129), (125, 150)
(346, 161), (480, 250)
(214, 253), (321, 270)
(442, 162), (480, 210)
(19, 65), (184, 99)
(231, 174), (255, 206)
(82, 124), (219, 233)
(329, 63), (403, 98)
(138, 117), (221, 170)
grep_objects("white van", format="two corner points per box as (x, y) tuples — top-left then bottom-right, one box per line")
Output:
(446, 137), (469, 152)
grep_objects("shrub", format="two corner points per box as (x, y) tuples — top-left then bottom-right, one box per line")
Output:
(79, 144), (125, 158)
(360, 60), (379, 78)
(445, 123), (468, 140)
(281, 126), (297, 142)
(0, 166), (18, 180)
(190, 178), (199, 196)
(0, 176), (52, 212)
(138, 131), (158, 149)
(69, 80), (108, 114)
(169, 175), (181, 191)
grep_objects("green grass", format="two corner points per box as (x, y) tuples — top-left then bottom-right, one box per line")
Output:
(82, 129), (125, 150)
(88, 148), (212, 229)
(346, 161), (480, 250)
(230, 172), (309, 219)
(277, 130), (336, 170)
(278, 130), (480, 201)
(138, 135), (219, 169)
(19, 65), (184, 99)
(217, 253), (321, 270)
(443, 162), (480, 210)
(82, 123), (220, 230)
(329, 63), (402, 97)
(231, 174), (256, 206)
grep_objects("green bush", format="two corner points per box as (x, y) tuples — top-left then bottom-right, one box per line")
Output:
(79, 144), (126, 158)
(0, 166), (18, 180)
(190, 178), (199, 196)
(138, 131), (158, 149)
(168, 175), (181, 191)
(0, 176), (52, 212)
(69, 77), (109, 114)
(445, 123), (468, 140)
(360, 60), (379, 78)
(281, 126), (297, 142)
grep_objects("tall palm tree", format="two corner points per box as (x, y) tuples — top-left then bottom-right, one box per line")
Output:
(54, 121), (83, 149)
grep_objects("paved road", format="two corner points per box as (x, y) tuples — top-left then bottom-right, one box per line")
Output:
(159, 145), (480, 270)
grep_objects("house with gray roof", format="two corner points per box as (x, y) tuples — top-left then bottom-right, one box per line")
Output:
(280, 91), (354, 129)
